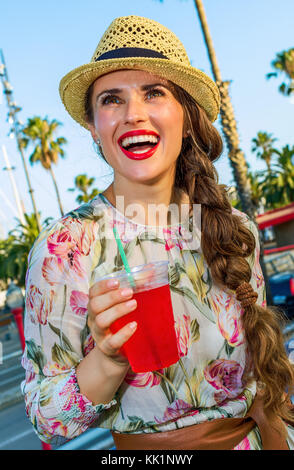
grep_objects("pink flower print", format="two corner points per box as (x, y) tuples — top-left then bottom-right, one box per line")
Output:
(174, 315), (191, 358)
(59, 375), (87, 413)
(163, 227), (183, 251)
(42, 256), (65, 285)
(26, 284), (41, 314)
(82, 334), (95, 357)
(75, 222), (96, 256)
(42, 253), (85, 286)
(43, 362), (71, 376)
(154, 399), (199, 424)
(62, 217), (96, 256)
(124, 369), (163, 388)
(204, 359), (244, 402)
(234, 437), (251, 450)
(70, 290), (89, 316)
(35, 409), (68, 440)
(212, 292), (244, 347)
(21, 354), (36, 383)
(25, 284), (54, 325)
(217, 305), (244, 347)
(253, 267), (265, 290)
(47, 227), (76, 259)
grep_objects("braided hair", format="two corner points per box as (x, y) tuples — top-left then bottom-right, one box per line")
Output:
(172, 83), (294, 422)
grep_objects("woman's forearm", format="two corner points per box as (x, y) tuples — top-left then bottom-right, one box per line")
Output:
(76, 345), (129, 405)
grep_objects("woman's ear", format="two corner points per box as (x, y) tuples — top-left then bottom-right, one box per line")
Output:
(88, 123), (100, 144)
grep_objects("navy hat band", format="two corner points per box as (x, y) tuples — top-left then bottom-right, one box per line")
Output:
(95, 47), (168, 61)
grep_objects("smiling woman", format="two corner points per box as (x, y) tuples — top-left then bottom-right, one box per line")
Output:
(85, 70), (185, 199)
(21, 15), (294, 450)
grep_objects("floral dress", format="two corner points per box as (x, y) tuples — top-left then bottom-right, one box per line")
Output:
(21, 193), (294, 449)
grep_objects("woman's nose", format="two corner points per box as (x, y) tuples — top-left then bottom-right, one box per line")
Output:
(123, 96), (148, 125)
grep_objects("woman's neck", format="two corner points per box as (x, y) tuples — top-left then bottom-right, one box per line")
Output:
(102, 179), (190, 227)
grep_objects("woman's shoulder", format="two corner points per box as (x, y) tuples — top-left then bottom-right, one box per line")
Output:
(231, 206), (251, 224)
(29, 196), (107, 259)
(231, 206), (258, 234)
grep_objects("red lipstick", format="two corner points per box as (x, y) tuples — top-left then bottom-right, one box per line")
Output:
(118, 130), (160, 161)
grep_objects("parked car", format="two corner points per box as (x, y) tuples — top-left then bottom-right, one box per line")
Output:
(269, 271), (294, 319)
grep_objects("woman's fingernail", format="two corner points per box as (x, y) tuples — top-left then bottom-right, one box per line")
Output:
(126, 299), (137, 308)
(129, 321), (137, 330)
(121, 287), (133, 297)
(107, 279), (119, 288)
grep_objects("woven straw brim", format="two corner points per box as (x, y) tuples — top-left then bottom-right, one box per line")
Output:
(59, 57), (220, 129)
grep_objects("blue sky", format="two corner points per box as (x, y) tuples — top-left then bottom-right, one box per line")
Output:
(0, 0), (293, 237)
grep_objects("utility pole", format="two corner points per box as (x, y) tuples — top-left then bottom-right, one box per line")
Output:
(2, 144), (26, 225)
(0, 49), (41, 232)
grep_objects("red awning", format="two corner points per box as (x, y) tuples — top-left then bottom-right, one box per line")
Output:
(256, 202), (294, 229)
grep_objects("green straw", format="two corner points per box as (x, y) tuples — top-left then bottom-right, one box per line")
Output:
(112, 226), (136, 288)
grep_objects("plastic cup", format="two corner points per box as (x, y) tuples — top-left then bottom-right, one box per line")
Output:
(99, 261), (179, 373)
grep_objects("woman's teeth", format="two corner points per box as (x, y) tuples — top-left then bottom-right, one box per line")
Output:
(121, 134), (159, 151)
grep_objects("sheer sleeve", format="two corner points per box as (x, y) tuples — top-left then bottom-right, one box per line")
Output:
(21, 217), (117, 445)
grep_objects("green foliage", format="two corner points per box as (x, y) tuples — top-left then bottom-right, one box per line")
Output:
(261, 145), (294, 208)
(251, 131), (277, 171)
(0, 213), (52, 287)
(68, 173), (100, 203)
(21, 116), (67, 169)
(21, 116), (67, 216)
(234, 134), (294, 212)
(266, 48), (294, 96)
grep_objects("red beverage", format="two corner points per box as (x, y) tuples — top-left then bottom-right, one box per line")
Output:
(110, 284), (179, 372)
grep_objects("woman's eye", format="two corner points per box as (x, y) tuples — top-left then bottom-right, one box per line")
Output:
(102, 95), (120, 105)
(146, 88), (164, 99)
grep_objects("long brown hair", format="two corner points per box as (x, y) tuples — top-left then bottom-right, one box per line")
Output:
(85, 78), (294, 422)
(172, 83), (294, 422)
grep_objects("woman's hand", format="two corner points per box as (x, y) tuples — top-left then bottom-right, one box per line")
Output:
(87, 279), (137, 367)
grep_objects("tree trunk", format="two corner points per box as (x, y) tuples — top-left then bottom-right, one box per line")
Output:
(193, 0), (273, 305)
(17, 138), (42, 233)
(49, 166), (64, 216)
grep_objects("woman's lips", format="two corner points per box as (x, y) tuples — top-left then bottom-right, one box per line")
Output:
(119, 140), (160, 160)
(118, 130), (160, 161)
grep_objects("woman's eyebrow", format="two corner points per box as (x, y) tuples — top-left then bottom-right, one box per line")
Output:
(141, 82), (170, 91)
(95, 83), (170, 103)
(95, 88), (121, 103)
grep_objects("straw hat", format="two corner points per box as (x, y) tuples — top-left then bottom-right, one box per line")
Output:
(59, 15), (220, 129)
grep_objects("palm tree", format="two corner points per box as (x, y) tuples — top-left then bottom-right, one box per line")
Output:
(269, 145), (294, 206)
(193, 0), (257, 220)
(266, 48), (294, 96)
(21, 117), (67, 216)
(251, 132), (277, 173)
(192, 0), (273, 304)
(68, 174), (100, 204)
(0, 213), (53, 287)
(229, 169), (265, 214)
(255, 145), (294, 209)
(248, 170), (266, 213)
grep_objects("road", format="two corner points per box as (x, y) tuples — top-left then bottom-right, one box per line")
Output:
(0, 323), (45, 450)
(0, 401), (44, 450)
